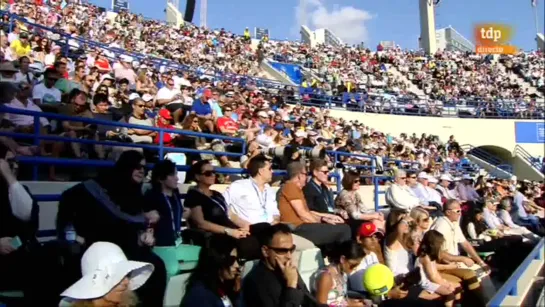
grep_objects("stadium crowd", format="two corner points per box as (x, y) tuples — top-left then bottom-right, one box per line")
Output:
(0, 0), (544, 307)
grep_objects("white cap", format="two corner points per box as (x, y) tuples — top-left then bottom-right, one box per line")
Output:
(295, 131), (307, 138)
(417, 172), (428, 179)
(142, 94), (154, 102)
(60, 242), (153, 301)
(439, 174), (453, 181)
(428, 177), (438, 184)
(462, 174), (472, 180)
(257, 111), (268, 118)
(120, 55), (133, 62)
(128, 93), (140, 101)
(129, 93), (140, 100)
(510, 175), (517, 182)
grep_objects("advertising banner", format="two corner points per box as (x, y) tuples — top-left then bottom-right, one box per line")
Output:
(255, 28), (269, 40)
(515, 122), (545, 143)
(112, 0), (129, 13)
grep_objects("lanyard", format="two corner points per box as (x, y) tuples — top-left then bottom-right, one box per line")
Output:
(251, 180), (268, 217)
(209, 193), (228, 215)
(311, 180), (334, 212)
(164, 194), (181, 236)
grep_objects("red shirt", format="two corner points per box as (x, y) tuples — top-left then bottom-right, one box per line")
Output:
(154, 121), (175, 147)
(217, 116), (239, 132)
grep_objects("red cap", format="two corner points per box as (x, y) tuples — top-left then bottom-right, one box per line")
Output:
(358, 222), (381, 238)
(159, 109), (172, 120)
(203, 88), (213, 98)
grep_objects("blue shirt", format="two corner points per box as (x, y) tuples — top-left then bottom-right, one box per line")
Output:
(192, 99), (212, 116)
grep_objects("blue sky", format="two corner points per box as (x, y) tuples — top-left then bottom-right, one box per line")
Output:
(90, 0), (544, 51)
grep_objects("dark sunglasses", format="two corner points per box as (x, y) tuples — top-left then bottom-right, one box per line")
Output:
(201, 170), (215, 177)
(226, 255), (246, 266)
(135, 104), (145, 108)
(135, 164), (146, 170)
(353, 180), (360, 184)
(267, 245), (296, 255)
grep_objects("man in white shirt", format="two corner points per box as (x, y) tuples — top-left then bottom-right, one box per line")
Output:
(5, 82), (50, 130)
(431, 200), (490, 304)
(223, 155), (315, 250)
(385, 170), (424, 212)
(436, 174), (459, 201)
(425, 176), (444, 205)
(431, 200), (488, 269)
(32, 68), (62, 108)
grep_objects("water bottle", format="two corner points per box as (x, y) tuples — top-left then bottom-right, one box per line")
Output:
(65, 224), (76, 242)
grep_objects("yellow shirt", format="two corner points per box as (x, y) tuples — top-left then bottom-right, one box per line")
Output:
(10, 40), (32, 58)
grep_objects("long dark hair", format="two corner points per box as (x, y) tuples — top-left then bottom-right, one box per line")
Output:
(329, 240), (365, 264)
(462, 207), (488, 237)
(183, 235), (239, 303)
(417, 230), (444, 261)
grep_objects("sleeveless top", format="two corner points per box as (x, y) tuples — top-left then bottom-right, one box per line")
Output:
(314, 265), (349, 307)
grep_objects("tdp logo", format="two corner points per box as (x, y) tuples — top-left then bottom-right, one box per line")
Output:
(474, 23), (516, 55)
(480, 27), (502, 42)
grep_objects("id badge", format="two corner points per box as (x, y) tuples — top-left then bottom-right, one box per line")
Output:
(175, 237), (183, 247)
(220, 296), (233, 307)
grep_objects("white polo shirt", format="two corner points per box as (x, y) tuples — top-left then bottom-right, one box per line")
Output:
(431, 216), (466, 256)
(5, 98), (50, 127)
(223, 178), (280, 224)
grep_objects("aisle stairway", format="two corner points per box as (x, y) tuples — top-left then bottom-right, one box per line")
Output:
(384, 64), (427, 97)
(495, 58), (543, 98)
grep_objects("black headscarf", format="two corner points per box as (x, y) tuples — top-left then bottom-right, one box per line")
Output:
(96, 150), (146, 215)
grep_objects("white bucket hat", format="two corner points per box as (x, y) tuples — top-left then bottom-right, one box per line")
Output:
(61, 242), (154, 301)
(439, 174), (453, 182)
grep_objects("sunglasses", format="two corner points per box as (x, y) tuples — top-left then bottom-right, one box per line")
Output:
(201, 170), (215, 177)
(226, 255), (246, 266)
(135, 104), (145, 108)
(353, 180), (360, 184)
(135, 164), (145, 170)
(268, 245), (296, 255)
(224, 109), (232, 112)
(421, 216), (431, 222)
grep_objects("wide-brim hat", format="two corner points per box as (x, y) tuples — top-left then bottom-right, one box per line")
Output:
(60, 242), (154, 300)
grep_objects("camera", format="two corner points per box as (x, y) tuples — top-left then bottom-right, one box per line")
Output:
(261, 145), (326, 160)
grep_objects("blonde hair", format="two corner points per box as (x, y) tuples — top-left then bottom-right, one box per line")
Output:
(70, 291), (139, 307)
(410, 207), (429, 223)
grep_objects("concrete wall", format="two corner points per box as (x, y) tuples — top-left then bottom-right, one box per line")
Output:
(24, 181), (387, 236)
(328, 110), (544, 157)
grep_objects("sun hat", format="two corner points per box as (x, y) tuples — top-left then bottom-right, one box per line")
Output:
(417, 172), (429, 180)
(428, 177), (438, 184)
(439, 174), (453, 181)
(60, 242), (154, 300)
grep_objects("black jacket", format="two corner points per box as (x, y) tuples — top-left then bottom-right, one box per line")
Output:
(56, 177), (148, 255)
(242, 261), (324, 307)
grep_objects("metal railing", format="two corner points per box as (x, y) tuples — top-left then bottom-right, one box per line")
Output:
(461, 144), (513, 174)
(0, 106), (406, 212)
(514, 145), (544, 173)
(487, 238), (545, 307)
